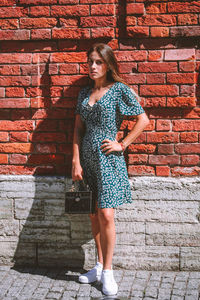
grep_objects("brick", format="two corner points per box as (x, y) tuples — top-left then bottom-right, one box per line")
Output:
(149, 108), (181, 119)
(51, 52), (87, 63)
(175, 144), (200, 154)
(146, 73), (165, 84)
(156, 166), (170, 176)
(126, 16), (137, 26)
(0, 132), (9, 142)
(6, 88), (25, 97)
(80, 16), (116, 27)
(59, 0), (79, 3)
(29, 6), (50, 17)
(164, 49), (195, 61)
(0, 7), (28, 18)
(179, 61), (195, 72)
(0, 154), (8, 164)
(0, 65), (20, 76)
(178, 14), (198, 25)
(122, 74), (146, 84)
(35, 144), (57, 153)
(10, 132), (29, 142)
(140, 85), (178, 96)
(183, 108), (200, 119)
(31, 29), (51, 40)
(138, 15), (176, 26)
(0, 30), (30, 40)
(151, 27), (169, 37)
(171, 166), (200, 176)
(0, 53), (32, 64)
(19, 0), (57, 4)
(144, 120), (155, 131)
(51, 5), (89, 17)
(145, 97), (166, 107)
(0, 165), (35, 174)
(127, 3), (144, 14)
(20, 17), (57, 29)
(118, 62), (137, 73)
(0, 143), (31, 153)
(128, 154), (148, 164)
(30, 132), (66, 142)
(80, 0), (115, 2)
(0, 121), (34, 131)
(0, 98), (29, 108)
(0, 19), (18, 30)
(58, 144), (72, 154)
(181, 155), (199, 165)
(158, 144), (174, 155)
(171, 26), (200, 37)
(167, 73), (195, 84)
(172, 120), (200, 131)
(156, 120), (171, 131)
(138, 62), (177, 73)
(126, 26), (149, 37)
(128, 144), (156, 154)
(9, 154), (27, 164)
(51, 75), (88, 86)
(59, 18), (79, 27)
(0, 87), (4, 97)
(52, 28), (90, 39)
(168, 2), (200, 13)
(180, 132), (198, 143)
(167, 97), (196, 107)
(180, 85), (195, 97)
(128, 165), (155, 176)
(28, 154), (65, 165)
(149, 155), (180, 165)
(91, 28), (115, 38)
(148, 51), (163, 61)
(147, 132), (179, 143)
(0, 0), (16, 5)
(35, 120), (58, 131)
(91, 4), (115, 15)
(115, 51), (147, 62)
(146, 3), (166, 14)
(0, 76), (31, 87)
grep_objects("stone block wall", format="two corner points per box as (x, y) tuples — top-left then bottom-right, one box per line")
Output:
(0, 175), (200, 271)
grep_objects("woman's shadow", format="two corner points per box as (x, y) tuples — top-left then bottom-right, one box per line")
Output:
(11, 55), (97, 280)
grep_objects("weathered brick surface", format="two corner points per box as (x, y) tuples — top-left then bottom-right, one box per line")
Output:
(0, 2), (199, 176)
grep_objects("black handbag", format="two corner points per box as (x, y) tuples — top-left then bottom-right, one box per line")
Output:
(65, 178), (95, 214)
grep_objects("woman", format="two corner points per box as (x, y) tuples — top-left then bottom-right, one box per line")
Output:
(72, 43), (149, 296)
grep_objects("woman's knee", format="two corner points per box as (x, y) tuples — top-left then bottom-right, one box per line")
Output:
(98, 208), (114, 225)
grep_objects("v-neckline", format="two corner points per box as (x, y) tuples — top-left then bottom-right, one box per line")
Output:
(87, 82), (117, 108)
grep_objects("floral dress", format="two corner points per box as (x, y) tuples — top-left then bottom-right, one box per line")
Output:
(75, 81), (145, 209)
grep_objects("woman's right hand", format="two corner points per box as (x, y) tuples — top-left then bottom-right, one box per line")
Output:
(72, 162), (84, 181)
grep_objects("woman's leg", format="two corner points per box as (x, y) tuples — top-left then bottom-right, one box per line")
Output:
(97, 208), (116, 270)
(89, 201), (103, 264)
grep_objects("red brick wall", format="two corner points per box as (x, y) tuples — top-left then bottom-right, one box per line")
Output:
(0, 0), (199, 176)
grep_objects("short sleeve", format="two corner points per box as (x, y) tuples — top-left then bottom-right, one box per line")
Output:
(117, 83), (145, 116)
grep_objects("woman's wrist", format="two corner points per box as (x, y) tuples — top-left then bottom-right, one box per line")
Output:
(119, 140), (127, 152)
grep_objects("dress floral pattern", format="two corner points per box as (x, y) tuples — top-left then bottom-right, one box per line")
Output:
(75, 81), (145, 209)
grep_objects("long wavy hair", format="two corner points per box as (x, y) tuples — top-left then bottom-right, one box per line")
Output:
(87, 43), (128, 87)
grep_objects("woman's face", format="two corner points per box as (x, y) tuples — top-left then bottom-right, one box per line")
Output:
(88, 51), (108, 81)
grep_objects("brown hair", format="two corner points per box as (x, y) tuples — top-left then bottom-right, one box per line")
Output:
(87, 43), (128, 87)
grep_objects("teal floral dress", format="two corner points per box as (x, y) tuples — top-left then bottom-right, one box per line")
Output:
(75, 81), (144, 209)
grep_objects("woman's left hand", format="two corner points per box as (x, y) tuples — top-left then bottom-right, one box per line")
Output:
(100, 139), (123, 155)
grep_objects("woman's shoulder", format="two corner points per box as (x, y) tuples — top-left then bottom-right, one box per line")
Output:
(115, 81), (130, 92)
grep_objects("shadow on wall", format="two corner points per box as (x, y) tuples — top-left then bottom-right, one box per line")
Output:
(11, 54), (96, 272)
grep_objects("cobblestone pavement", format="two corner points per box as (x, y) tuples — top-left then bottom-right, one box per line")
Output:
(0, 266), (200, 300)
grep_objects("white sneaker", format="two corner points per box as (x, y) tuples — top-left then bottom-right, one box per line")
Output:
(79, 262), (103, 283)
(101, 269), (118, 296)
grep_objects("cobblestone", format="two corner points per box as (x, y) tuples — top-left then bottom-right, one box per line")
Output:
(0, 266), (200, 299)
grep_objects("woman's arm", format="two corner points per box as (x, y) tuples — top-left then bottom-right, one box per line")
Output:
(121, 112), (149, 150)
(72, 114), (85, 181)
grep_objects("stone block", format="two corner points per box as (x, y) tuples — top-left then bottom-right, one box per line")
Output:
(113, 245), (179, 270)
(15, 198), (44, 220)
(115, 221), (145, 245)
(0, 198), (13, 219)
(0, 220), (19, 242)
(146, 223), (200, 246)
(0, 241), (36, 266)
(180, 247), (200, 271)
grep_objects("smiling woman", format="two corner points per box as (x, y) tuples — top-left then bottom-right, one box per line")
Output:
(72, 42), (149, 296)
